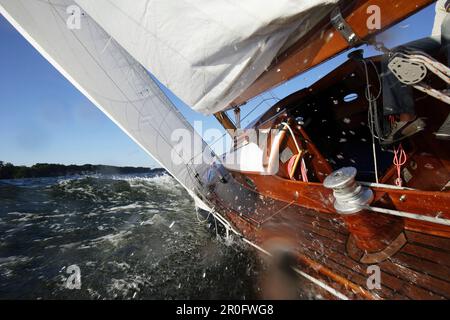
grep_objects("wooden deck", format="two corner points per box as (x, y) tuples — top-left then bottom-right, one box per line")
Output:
(207, 176), (450, 299)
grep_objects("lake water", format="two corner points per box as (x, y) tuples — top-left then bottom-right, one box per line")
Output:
(0, 172), (262, 299)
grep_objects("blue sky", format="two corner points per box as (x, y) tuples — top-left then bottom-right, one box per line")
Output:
(0, 3), (436, 167)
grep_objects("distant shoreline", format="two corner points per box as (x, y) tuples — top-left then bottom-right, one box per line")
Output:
(0, 161), (165, 180)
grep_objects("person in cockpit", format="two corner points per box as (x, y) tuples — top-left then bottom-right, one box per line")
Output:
(382, 0), (450, 144)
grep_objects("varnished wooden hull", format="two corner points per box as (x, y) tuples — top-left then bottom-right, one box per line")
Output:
(206, 52), (450, 299)
(205, 173), (450, 299)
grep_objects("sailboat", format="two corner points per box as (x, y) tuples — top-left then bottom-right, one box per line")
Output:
(1, 0), (449, 299)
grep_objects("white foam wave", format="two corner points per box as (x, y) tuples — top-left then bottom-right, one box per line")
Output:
(59, 230), (132, 251)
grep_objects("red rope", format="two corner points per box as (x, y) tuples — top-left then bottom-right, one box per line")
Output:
(393, 143), (407, 187)
(388, 115), (396, 126)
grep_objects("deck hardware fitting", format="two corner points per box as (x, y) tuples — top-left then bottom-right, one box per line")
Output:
(323, 167), (373, 214)
(330, 8), (360, 45)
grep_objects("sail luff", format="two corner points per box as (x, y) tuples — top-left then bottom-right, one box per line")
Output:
(0, 0), (212, 210)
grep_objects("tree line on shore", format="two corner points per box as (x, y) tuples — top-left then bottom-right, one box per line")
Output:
(0, 161), (163, 179)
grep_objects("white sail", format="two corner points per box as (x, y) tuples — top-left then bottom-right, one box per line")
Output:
(0, 0), (213, 210)
(74, 0), (339, 115)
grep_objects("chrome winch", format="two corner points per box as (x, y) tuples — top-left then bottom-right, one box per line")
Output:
(323, 167), (374, 214)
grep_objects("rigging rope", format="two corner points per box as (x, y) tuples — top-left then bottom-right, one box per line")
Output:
(362, 59), (382, 183)
(393, 143), (407, 187)
(362, 205), (450, 227)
